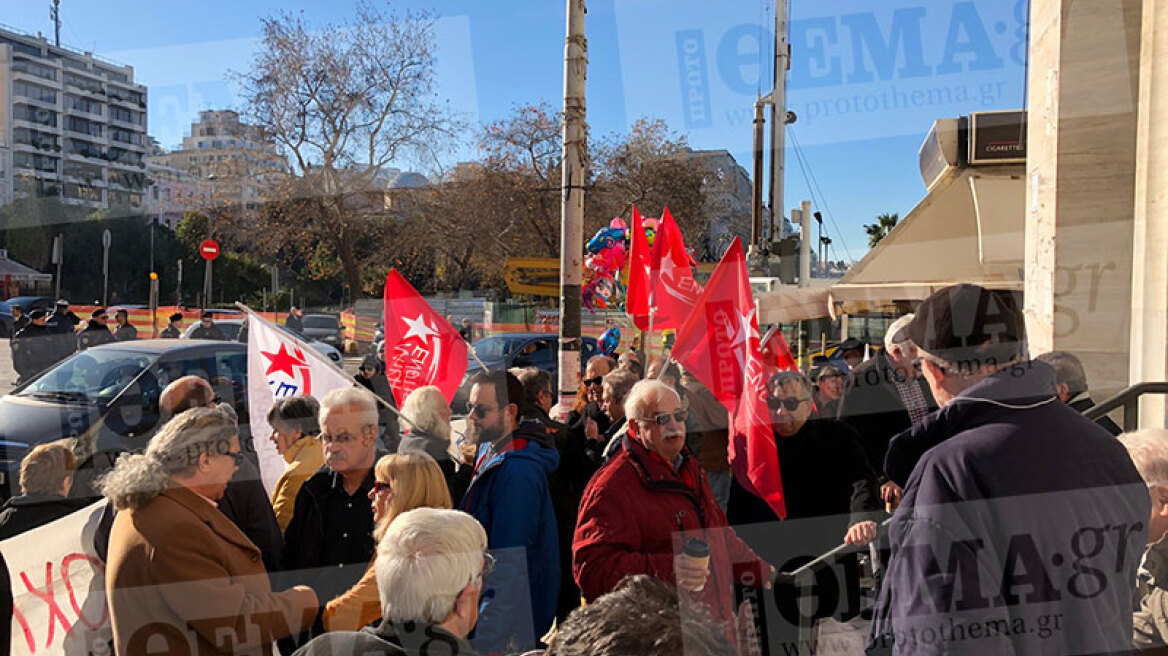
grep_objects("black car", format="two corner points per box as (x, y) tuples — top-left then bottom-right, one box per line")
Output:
(0, 340), (252, 500)
(451, 333), (599, 411)
(301, 313), (344, 349)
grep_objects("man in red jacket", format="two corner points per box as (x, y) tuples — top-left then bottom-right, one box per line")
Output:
(573, 380), (772, 635)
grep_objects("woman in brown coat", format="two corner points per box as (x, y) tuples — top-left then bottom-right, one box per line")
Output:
(100, 407), (318, 656)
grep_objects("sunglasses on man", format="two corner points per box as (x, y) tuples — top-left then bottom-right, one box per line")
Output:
(465, 403), (499, 419)
(641, 409), (689, 426)
(767, 396), (808, 412)
(582, 376), (604, 387)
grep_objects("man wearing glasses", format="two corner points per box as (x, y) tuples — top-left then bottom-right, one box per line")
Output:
(293, 508), (488, 656)
(460, 370), (560, 655)
(282, 387), (388, 644)
(573, 380), (772, 643)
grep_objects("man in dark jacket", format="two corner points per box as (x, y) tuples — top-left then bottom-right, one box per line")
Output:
(573, 380), (772, 644)
(836, 313), (937, 498)
(9, 304), (27, 338)
(12, 310), (57, 384)
(112, 308), (137, 341)
(460, 370), (559, 655)
(1035, 350), (1122, 435)
(77, 308), (115, 351)
(189, 311), (228, 340)
(160, 312), (184, 338)
(285, 306), (304, 334)
(282, 387), (387, 645)
(867, 284), (1148, 656)
(46, 299), (79, 362)
(0, 442), (90, 539)
(292, 508), (484, 656)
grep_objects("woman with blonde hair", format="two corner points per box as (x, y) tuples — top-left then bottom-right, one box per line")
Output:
(322, 451), (452, 631)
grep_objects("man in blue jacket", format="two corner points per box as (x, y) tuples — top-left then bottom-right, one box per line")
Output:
(867, 284), (1148, 656)
(461, 370), (559, 655)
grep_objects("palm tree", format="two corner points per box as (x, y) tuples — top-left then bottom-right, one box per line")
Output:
(863, 212), (899, 248)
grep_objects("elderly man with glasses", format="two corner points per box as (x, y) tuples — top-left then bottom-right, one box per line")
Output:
(573, 380), (772, 645)
(281, 387), (388, 647)
(293, 508), (488, 656)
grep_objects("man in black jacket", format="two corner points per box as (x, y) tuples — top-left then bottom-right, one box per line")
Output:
(1035, 350), (1122, 435)
(46, 299), (79, 362)
(77, 308), (116, 351)
(12, 310), (57, 384)
(112, 309), (137, 341)
(836, 313), (937, 498)
(282, 387), (387, 644)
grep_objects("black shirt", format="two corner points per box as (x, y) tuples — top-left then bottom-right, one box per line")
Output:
(319, 468), (378, 584)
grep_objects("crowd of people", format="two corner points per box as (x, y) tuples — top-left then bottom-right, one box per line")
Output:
(0, 282), (1165, 656)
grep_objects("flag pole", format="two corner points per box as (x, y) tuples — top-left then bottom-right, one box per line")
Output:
(468, 344), (491, 373)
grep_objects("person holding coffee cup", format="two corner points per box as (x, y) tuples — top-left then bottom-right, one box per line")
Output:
(573, 380), (773, 643)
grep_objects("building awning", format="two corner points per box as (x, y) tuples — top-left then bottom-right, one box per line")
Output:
(0, 251), (52, 282)
(756, 165), (1025, 323)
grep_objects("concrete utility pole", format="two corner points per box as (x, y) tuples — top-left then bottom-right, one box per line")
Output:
(751, 100), (766, 249)
(770, 0), (790, 240)
(558, 0), (587, 410)
(800, 200), (812, 287)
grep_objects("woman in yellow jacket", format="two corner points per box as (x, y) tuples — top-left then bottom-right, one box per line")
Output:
(322, 450), (452, 631)
(267, 396), (325, 532)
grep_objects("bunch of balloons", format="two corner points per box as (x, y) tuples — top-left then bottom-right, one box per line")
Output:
(583, 218), (628, 311)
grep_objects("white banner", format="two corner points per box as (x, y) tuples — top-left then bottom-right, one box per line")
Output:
(4, 501), (109, 656)
(242, 306), (356, 494)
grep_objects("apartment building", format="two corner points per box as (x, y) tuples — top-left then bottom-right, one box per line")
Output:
(0, 25), (148, 210)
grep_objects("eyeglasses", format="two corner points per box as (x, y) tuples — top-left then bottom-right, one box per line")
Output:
(642, 409), (688, 426)
(582, 376), (604, 387)
(318, 429), (367, 444)
(466, 403), (497, 419)
(372, 480), (393, 495)
(767, 396), (808, 412)
(224, 451), (245, 466)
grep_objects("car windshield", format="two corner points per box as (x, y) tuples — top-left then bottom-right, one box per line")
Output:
(17, 349), (158, 403)
(303, 316), (339, 330)
(470, 336), (521, 361)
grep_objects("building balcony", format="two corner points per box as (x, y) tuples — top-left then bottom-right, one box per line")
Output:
(13, 141), (61, 154)
(107, 158), (145, 170)
(63, 81), (105, 98)
(63, 174), (105, 187)
(15, 94), (58, 110)
(64, 129), (106, 144)
(12, 117), (59, 132)
(63, 150), (106, 164)
(11, 69), (57, 86)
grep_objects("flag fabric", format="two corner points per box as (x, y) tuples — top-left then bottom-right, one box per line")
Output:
(673, 238), (786, 519)
(650, 207), (703, 331)
(760, 326), (798, 375)
(245, 306), (355, 494)
(626, 206), (653, 331)
(383, 268), (469, 408)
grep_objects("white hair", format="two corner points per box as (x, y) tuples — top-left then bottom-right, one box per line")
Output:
(375, 508), (488, 624)
(884, 313), (915, 352)
(320, 387), (380, 430)
(400, 386), (451, 441)
(98, 408), (238, 510)
(1120, 429), (1168, 486)
(624, 380), (680, 423)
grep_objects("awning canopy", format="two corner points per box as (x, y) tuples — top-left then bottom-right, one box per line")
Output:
(757, 165), (1025, 324)
(0, 252), (52, 282)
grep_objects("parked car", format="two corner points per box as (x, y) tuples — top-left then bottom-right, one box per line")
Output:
(450, 333), (600, 411)
(301, 314), (344, 349)
(6, 296), (57, 315)
(0, 340), (252, 500)
(0, 301), (13, 338)
(180, 318), (343, 363)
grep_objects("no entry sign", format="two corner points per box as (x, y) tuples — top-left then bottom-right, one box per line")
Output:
(200, 239), (220, 261)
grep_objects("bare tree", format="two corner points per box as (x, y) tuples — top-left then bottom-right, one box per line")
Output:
(235, 2), (457, 295)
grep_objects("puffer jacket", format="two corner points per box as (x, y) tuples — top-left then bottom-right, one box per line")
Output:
(459, 420), (559, 656)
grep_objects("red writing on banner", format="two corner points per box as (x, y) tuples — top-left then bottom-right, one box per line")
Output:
(13, 552), (106, 654)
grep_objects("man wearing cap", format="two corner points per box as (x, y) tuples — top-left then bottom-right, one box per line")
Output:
(12, 310), (55, 384)
(836, 314), (937, 493)
(160, 312), (184, 339)
(866, 284), (1148, 656)
(837, 337), (866, 371)
(46, 299), (79, 361)
(77, 308), (116, 351)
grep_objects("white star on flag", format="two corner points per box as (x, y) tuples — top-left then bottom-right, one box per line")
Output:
(402, 313), (439, 343)
(729, 308), (759, 370)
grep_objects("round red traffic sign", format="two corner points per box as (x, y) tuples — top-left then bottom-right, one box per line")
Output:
(200, 239), (220, 261)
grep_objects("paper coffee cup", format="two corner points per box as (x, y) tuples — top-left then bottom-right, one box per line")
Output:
(682, 538), (711, 591)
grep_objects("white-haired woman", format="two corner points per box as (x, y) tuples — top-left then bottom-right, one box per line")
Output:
(1121, 428), (1168, 650)
(101, 408), (317, 656)
(399, 385), (470, 504)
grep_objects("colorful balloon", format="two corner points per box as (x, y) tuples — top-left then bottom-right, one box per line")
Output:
(599, 326), (621, 356)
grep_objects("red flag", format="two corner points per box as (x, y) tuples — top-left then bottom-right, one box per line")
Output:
(651, 207), (702, 331)
(760, 326), (798, 376)
(626, 206), (652, 331)
(382, 269), (469, 407)
(673, 239), (786, 519)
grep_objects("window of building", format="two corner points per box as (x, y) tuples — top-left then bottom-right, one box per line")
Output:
(65, 94), (104, 115)
(12, 58), (57, 81)
(13, 80), (56, 104)
(109, 106), (141, 125)
(64, 161), (104, 181)
(13, 104), (57, 127)
(14, 128), (60, 152)
(13, 152), (58, 173)
(68, 116), (104, 138)
(63, 72), (104, 95)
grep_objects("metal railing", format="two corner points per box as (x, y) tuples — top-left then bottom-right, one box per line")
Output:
(1084, 382), (1168, 432)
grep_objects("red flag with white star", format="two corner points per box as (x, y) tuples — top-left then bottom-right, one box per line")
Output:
(626, 206), (653, 331)
(383, 268), (469, 407)
(651, 206), (703, 331)
(672, 238), (786, 519)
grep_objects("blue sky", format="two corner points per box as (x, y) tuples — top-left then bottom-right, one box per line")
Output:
(6, 0), (1026, 260)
